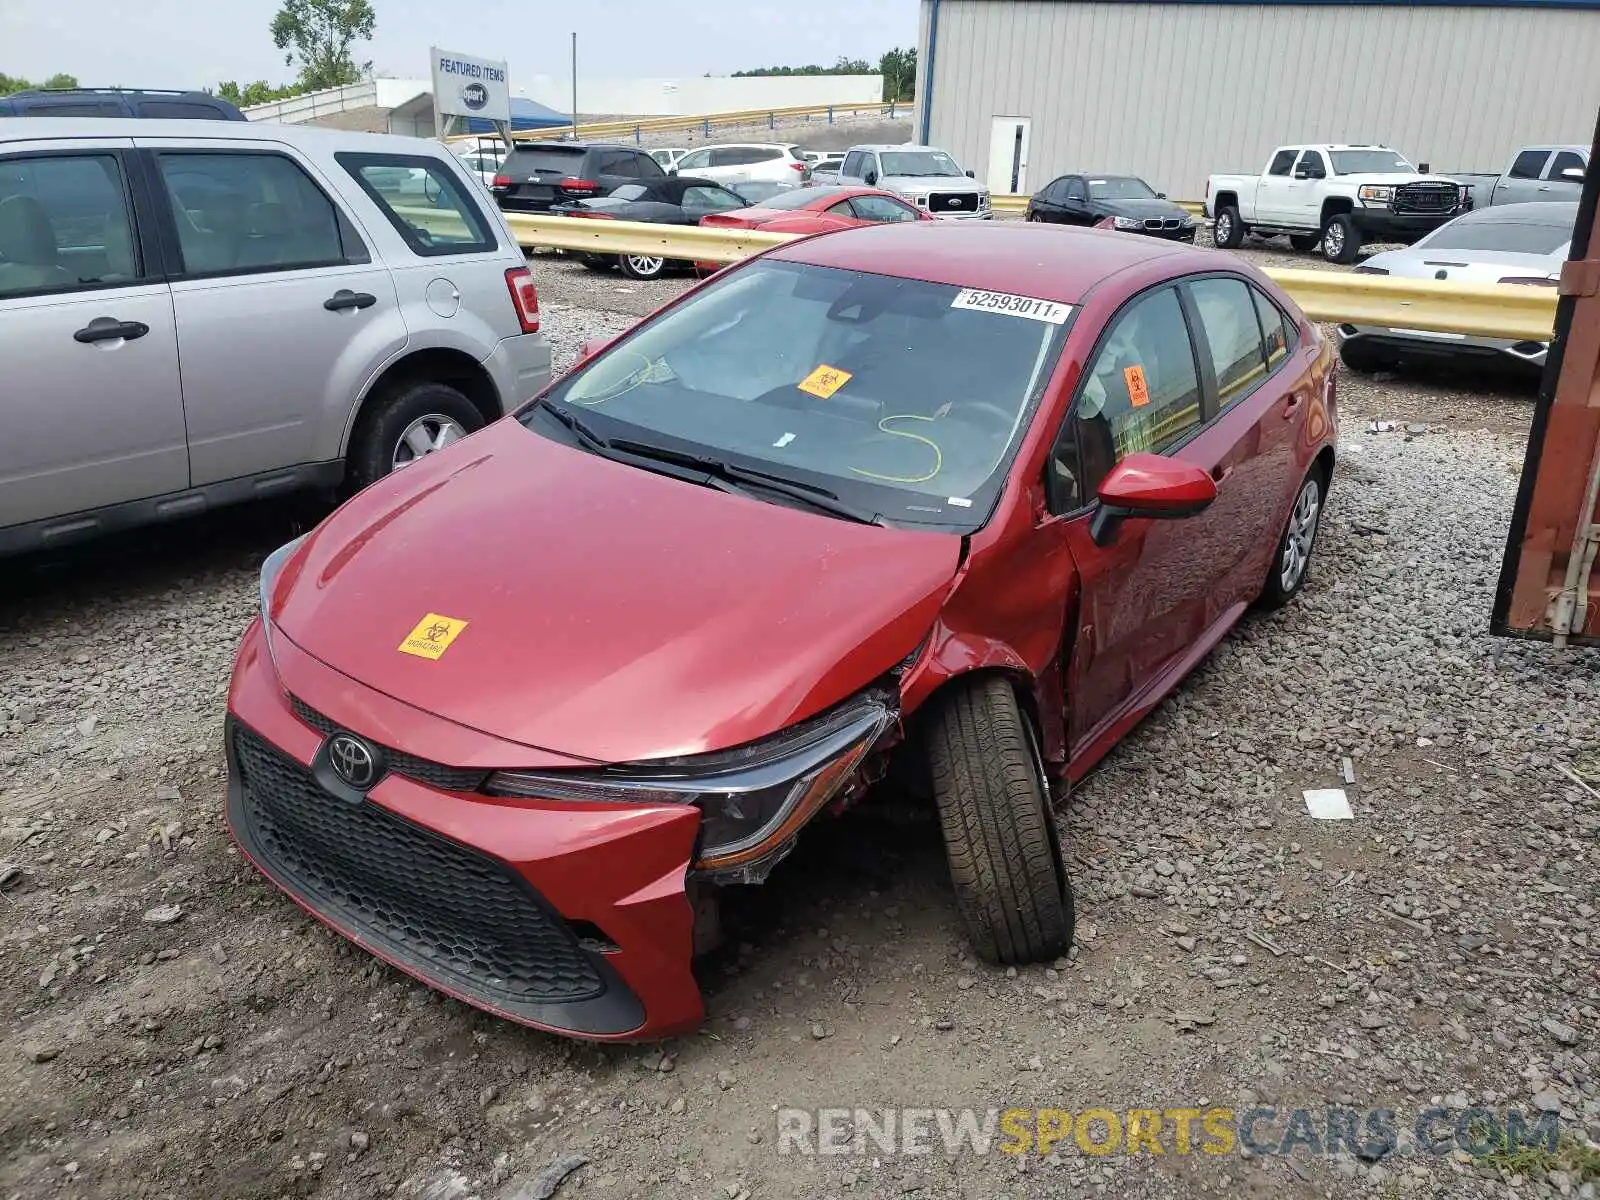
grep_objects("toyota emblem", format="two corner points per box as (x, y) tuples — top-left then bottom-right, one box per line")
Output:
(328, 733), (378, 790)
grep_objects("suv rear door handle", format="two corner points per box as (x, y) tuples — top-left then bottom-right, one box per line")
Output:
(324, 290), (376, 312)
(74, 317), (149, 344)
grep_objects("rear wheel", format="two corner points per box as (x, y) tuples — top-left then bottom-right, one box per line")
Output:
(347, 381), (483, 492)
(1322, 213), (1361, 264)
(619, 254), (667, 280)
(1257, 468), (1326, 610)
(1213, 206), (1244, 248)
(1289, 232), (1321, 252)
(927, 677), (1073, 965)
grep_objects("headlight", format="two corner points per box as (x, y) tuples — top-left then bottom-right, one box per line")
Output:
(1358, 185), (1394, 204)
(486, 693), (893, 878)
(259, 535), (308, 619)
(1113, 216), (1142, 230)
(978, 192), (991, 209)
(1178, 212), (1194, 225)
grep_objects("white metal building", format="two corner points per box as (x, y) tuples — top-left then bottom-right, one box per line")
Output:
(915, 0), (1600, 199)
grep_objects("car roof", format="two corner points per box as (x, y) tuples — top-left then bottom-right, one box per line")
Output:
(508, 140), (643, 152)
(1455, 200), (1579, 223)
(850, 144), (952, 153)
(0, 116), (452, 154)
(769, 221), (1205, 302)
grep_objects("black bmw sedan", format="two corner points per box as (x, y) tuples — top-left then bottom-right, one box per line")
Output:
(553, 175), (753, 278)
(1025, 174), (1197, 241)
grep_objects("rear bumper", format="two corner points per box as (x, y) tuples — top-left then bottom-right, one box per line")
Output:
(482, 332), (554, 410)
(225, 619), (705, 1041)
(1337, 323), (1548, 368)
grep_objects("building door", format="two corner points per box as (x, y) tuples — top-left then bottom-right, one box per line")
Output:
(987, 116), (1031, 194)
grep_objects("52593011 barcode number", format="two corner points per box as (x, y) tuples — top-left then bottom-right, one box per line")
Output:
(949, 289), (1073, 325)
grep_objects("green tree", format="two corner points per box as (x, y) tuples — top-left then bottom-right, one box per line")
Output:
(0, 71), (79, 96)
(217, 79), (303, 106)
(878, 48), (916, 102)
(269, 0), (377, 92)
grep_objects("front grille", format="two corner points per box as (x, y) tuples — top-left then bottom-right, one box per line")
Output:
(1393, 182), (1458, 215)
(232, 724), (605, 1006)
(291, 697), (488, 792)
(1144, 217), (1184, 231)
(929, 191), (979, 213)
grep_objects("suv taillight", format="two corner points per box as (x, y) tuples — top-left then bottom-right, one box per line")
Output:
(492, 173), (512, 189)
(559, 177), (599, 195)
(505, 267), (540, 333)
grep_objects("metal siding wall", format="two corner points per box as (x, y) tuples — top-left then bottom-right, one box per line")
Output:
(919, 0), (1600, 198)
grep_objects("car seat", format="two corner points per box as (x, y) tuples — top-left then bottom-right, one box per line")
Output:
(0, 195), (70, 293)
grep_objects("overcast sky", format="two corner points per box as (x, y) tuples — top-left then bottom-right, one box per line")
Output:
(2, 0), (916, 91)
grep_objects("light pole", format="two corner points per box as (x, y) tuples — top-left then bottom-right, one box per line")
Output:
(571, 32), (578, 139)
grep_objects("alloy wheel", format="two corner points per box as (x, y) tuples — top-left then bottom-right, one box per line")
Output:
(1280, 477), (1322, 592)
(625, 255), (665, 277)
(392, 414), (467, 470)
(1324, 223), (1345, 259)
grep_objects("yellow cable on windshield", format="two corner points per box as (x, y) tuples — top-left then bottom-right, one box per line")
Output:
(850, 414), (943, 485)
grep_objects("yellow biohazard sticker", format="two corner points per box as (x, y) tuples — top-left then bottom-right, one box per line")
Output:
(1124, 364), (1151, 408)
(797, 364), (852, 399)
(398, 613), (469, 660)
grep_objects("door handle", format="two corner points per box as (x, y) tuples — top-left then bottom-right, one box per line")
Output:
(1282, 392), (1305, 419)
(74, 317), (149, 344)
(324, 290), (377, 312)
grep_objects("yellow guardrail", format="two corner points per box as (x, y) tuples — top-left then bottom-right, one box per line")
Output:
(486, 212), (1555, 341)
(446, 100), (913, 146)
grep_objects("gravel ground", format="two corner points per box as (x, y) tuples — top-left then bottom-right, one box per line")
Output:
(2, 236), (1597, 1200)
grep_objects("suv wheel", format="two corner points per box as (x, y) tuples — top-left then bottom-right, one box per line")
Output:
(926, 676), (1074, 965)
(1322, 213), (1361, 264)
(348, 381), (484, 491)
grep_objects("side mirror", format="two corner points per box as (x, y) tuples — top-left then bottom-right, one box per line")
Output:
(1562, 167), (1586, 182)
(1156, 191), (1167, 199)
(965, 168), (976, 178)
(863, 171), (878, 186)
(1088, 453), (1217, 546)
(1293, 167), (1310, 180)
(668, 166), (679, 176)
(1418, 162), (1431, 173)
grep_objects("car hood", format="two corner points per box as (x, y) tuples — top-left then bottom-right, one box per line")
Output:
(1095, 197), (1189, 219)
(885, 175), (981, 193)
(271, 419), (961, 764)
(1340, 172), (1460, 187)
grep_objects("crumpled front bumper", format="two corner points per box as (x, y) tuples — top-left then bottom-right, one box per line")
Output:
(224, 618), (706, 1041)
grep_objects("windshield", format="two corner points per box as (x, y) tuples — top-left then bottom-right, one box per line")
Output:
(1329, 149), (1415, 175)
(1421, 217), (1573, 255)
(1088, 176), (1157, 200)
(526, 261), (1072, 529)
(880, 151), (964, 178)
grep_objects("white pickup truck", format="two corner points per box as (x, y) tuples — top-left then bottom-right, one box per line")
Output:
(1205, 144), (1468, 264)
(812, 144), (992, 219)
(1451, 145), (1589, 209)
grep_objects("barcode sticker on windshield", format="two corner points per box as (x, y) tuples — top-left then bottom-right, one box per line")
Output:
(951, 289), (1072, 324)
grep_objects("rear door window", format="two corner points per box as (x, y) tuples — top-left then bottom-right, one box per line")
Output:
(1188, 277), (1268, 410)
(0, 153), (143, 298)
(340, 152), (496, 257)
(677, 148), (712, 172)
(1252, 287), (1295, 368)
(850, 194), (918, 222)
(156, 151), (357, 275)
(1509, 149), (1551, 180)
(631, 153), (664, 177)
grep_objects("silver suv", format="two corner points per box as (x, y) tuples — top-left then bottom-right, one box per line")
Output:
(0, 118), (551, 555)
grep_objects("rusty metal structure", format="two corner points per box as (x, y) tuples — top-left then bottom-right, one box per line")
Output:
(1493, 110), (1600, 647)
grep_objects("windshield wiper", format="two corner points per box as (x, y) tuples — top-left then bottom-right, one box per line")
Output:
(605, 436), (885, 526)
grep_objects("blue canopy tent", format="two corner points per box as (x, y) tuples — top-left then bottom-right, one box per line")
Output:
(462, 96), (570, 136)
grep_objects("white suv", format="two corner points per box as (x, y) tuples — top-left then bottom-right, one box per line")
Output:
(669, 143), (811, 187)
(0, 118), (551, 555)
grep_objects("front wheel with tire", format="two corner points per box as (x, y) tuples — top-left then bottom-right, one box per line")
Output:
(927, 677), (1073, 965)
(347, 381), (484, 492)
(1258, 468), (1326, 610)
(618, 254), (667, 280)
(1321, 213), (1361, 264)
(1289, 232), (1321, 252)
(1213, 206), (1244, 249)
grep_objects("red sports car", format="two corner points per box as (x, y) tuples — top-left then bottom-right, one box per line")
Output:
(229, 222), (1337, 1041)
(701, 184), (934, 235)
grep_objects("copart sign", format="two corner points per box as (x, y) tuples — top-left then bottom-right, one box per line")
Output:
(430, 47), (511, 123)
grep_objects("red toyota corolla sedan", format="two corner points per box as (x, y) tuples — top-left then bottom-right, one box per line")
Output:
(228, 222), (1336, 1041)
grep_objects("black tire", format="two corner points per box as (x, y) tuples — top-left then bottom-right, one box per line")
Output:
(1289, 232), (1321, 252)
(1257, 466), (1327, 610)
(1322, 213), (1361, 264)
(618, 254), (667, 280)
(1213, 206), (1244, 249)
(347, 381), (484, 492)
(927, 677), (1073, 965)
(580, 254), (613, 273)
